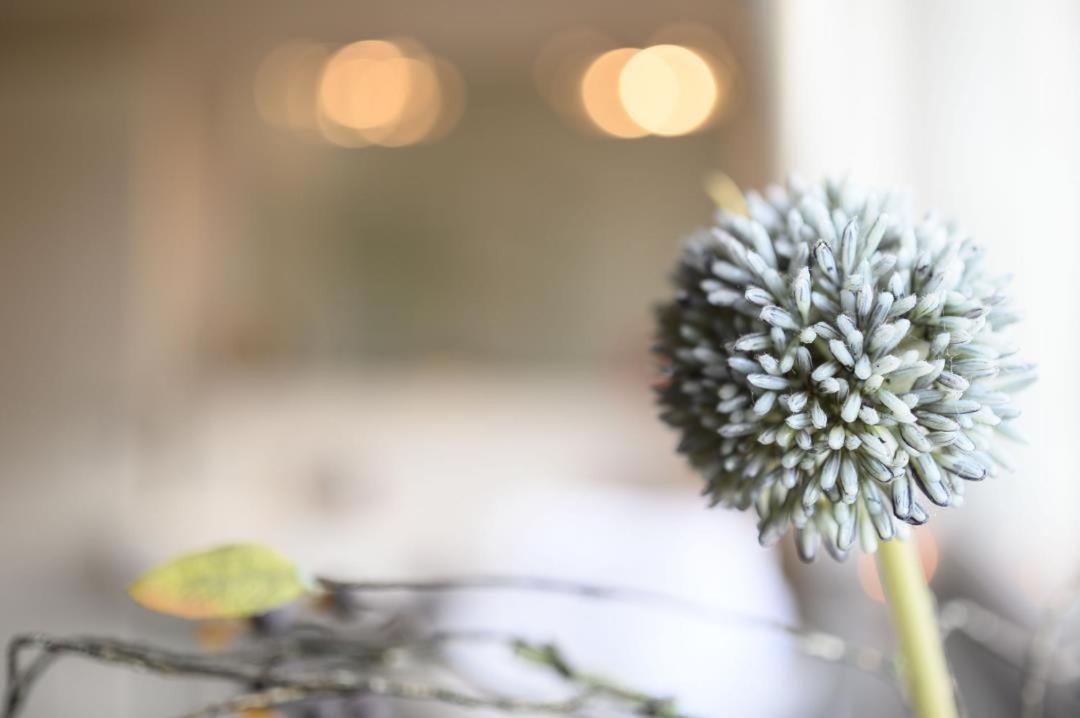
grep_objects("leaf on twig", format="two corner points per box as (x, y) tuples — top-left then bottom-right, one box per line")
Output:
(128, 543), (310, 619)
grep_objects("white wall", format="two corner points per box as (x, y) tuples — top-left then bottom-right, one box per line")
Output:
(776, 0), (1080, 601)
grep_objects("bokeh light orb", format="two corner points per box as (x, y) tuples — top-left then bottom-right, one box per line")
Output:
(318, 40), (411, 131)
(258, 37), (465, 148)
(619, 44), (717, 136)
(580, 48), (648, 139)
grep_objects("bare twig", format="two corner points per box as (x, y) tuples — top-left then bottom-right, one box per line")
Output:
(318, 573), (893, 678)
(175, 679), (596, 718)
(5, 633), (269, 717)
(1020, 578), (1080, 718)
(938, 596), (1080, 718)
(940, 598), (1032, 671)
(4, 573), (902, 717)
(3, 631), (688, 718)
(320, 574), (793, 631)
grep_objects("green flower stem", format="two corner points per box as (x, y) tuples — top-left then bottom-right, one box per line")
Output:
(877, 537), (957, 718)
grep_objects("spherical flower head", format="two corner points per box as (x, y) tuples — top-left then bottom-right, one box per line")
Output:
(655, 177), (1035, 561)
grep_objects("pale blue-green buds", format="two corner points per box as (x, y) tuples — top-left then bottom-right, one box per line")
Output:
(655, 177), (1034, 561)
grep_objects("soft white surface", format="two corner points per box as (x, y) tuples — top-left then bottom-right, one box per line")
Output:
(438, 483), (810, 717)
(776, 0), (1080, 604)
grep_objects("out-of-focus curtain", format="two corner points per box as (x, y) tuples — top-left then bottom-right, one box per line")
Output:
(775, 0), (1080, 598)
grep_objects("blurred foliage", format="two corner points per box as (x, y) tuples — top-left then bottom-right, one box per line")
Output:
(128, 544), (309, 619)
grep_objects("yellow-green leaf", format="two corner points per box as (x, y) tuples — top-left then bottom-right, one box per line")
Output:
(128, 543), (310, 619)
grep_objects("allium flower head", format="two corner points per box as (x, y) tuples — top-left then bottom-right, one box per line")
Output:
(655, 177), (1034, 561)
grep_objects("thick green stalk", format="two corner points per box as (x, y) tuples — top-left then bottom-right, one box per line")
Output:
(876, 537), (957, 718)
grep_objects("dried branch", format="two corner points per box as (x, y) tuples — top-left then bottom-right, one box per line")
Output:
(318, 573), (893, 678)
(4, 573), (901, 717)
(175, 677), (595, 718)
(940, 598), (1033, 671)
(1019, 578), (1080, 718)
(4, 631), (680, 718)
(940, 596), (1080, 718)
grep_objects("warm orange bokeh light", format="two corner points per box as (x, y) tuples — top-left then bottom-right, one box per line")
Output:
(318, 41), (412, 131)
(548, 26), (735, 139)
(649, 22), (737, 124)
(619, 44), (718, 137)
(259, 37), (463, 148)
(580, 48), (648, 139)
(316, 109), (371, 148)
(373, 58), (441, 147)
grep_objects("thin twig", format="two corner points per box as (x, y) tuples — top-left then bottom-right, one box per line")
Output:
(940, 598), (1032, 671)
(318, 574), (893, 678)
(940, 597), (1080, 718)
(175, 680), (596, 718)
(3, 631), (682, 718)
(4, 573), (902, 717)
(1020, 578), (1080, 718)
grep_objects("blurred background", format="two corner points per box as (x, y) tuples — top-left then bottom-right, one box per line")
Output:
(1, 0), (1079, 716)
